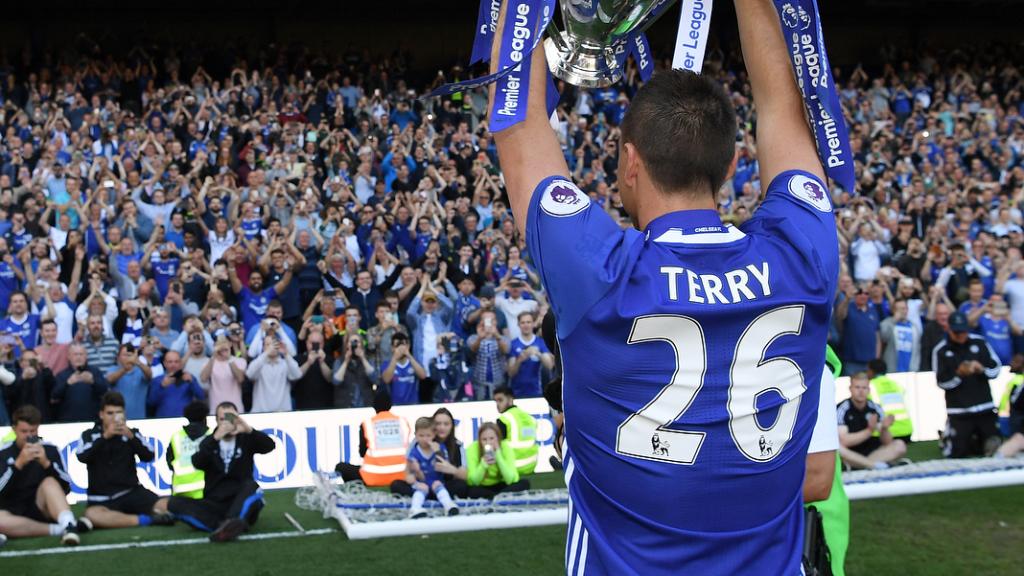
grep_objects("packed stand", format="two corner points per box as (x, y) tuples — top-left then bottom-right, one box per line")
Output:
(0, 40), (1020, 432)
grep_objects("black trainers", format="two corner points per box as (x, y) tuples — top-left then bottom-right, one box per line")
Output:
(61, 524), (81, 546)
(409, 509), (427, 519)
(149, 512), (176, 526)
(549, 455), (563, 471)
(209, 518), (248, 543)
(77, 517), (94, 533)
(0, 533), (8, 548)
(446, 506), (460, 517)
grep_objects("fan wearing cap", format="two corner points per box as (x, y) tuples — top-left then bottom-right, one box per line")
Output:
(932, 311), (1003, 458)
(835, 285), (881, 376)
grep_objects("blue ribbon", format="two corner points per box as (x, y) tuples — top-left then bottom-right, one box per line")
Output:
(489, 0), (548, 132)
(471, 0), (503, 65)
(631, 33), (654, 82)
(772, 0), (855, 193)
(426, 0), (554, 99)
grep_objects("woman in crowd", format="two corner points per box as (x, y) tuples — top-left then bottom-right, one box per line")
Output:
(391, 407), (468, 496)
(466, 422), (529, 499)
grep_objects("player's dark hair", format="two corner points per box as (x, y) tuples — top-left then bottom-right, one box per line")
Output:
(620, 69), (736, 197)
(101, 391), (125, 409)
(867, 358), (888, 376)
(494, 386), (514, 399)
(183, 401), (209, 423)
(432, 407), (459, 463)
(12, 405), (41, 426)
(216, 401), (239, 414)
(373, 392), (393, 413)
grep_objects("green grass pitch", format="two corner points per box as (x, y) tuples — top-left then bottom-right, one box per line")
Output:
(2, 443), (1021, 575)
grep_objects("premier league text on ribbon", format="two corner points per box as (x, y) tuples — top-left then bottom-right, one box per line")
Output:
(773, 0), (855, 192)
(789, 29), (845, 170)
(674, 0), (711, 72)
(495, 2), (534, 120)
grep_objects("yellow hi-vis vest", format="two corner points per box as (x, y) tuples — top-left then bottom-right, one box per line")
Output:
(869, 375), (913, 439)
(999, 374), (1024, 415)
(170, 428), (210, 498)
(498, 406), (539, 475)
(1, 430), (14, 446)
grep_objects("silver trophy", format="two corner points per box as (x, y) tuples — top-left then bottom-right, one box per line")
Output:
(544, 0), (678, 88)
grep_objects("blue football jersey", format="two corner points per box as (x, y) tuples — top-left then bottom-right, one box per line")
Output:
(526, 171), (838, 575)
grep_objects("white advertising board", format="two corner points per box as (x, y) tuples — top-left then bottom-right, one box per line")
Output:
(25, 399), (557, 504)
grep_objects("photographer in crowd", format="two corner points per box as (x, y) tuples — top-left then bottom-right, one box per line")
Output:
(76, 391), (174, 529)
(167, 402), (274, 542)
(0, 406), (84, 545)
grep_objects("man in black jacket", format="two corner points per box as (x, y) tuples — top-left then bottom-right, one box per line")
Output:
(0, 405), (84, 545)
(76, 391), (173, 529)
(933, 312), (1003, 458)
(167, 401), (275, 542)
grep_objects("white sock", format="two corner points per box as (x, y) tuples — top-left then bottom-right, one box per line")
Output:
(411, 490), (426, 510)
(994, 451), (1005, 459)
(436, 486), (455, 509)
(57, 511), (75, 528)
(48, 523), (64, 536)
(873, 461), (890, 470)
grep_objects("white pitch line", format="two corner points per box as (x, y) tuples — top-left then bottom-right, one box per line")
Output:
(0, 528), (336, 558)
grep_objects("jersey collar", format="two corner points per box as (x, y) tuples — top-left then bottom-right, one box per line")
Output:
(644, 210), (747, 245)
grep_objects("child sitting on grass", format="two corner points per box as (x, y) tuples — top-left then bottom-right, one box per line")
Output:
(404, 417), (459, 518)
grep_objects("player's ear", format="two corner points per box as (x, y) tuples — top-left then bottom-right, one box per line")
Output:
(725, 147), (739, 182)
(621, 142), (641, 191)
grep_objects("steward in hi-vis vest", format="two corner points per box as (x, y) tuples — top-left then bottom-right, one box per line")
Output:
(494, 386), (538, 475)
(335, 392), (412, 487)
(867, 359), (913, 441)
(165, 401), (211, 498)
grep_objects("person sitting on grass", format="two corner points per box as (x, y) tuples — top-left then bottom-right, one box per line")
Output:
(837, 372), (908, 470)
(403, 416), (459, 518)
(0, 405), (86, 546)
(76, 391), (175, 529)
(167, 401), (275, 542)
(997, 354), (1024, 459)
(466, 422), (530, 499)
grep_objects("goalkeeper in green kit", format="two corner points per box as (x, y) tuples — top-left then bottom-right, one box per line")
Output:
(803, 345), (850, 575)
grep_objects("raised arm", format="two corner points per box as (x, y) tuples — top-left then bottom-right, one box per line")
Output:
(735, 0), (824, 185)
(489, 4), (570, 238)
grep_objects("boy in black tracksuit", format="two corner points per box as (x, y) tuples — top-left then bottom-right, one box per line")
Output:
(77, 391), (173, 529)
(167, 401), (275, 542)
(0, 405), (83, 546)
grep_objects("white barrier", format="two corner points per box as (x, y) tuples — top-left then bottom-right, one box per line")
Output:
(25, 398), (558, 504)
(833, 368), (1015, 442)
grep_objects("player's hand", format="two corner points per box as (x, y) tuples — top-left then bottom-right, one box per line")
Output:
(882, 414), (895, 429)
(79, 370), (94, 384)
(15, 444), (37, 468)
(956, 361), (974, 378)
(866, 413), (879, 430)
(233, 416), (252, 434)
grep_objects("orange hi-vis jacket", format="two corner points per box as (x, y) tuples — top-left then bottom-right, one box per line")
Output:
(359, 411), (411, 486)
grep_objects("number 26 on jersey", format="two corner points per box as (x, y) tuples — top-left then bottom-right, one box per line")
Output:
(616, 306), (807, 465)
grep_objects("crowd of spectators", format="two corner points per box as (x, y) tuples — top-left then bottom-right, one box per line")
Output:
(0, 37), (1022, 427)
